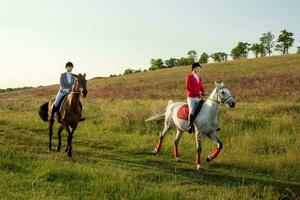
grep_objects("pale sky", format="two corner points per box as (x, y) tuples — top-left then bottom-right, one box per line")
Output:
(0, 0), (299, 88)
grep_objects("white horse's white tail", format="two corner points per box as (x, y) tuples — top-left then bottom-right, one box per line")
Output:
(145, 100), (173, 122)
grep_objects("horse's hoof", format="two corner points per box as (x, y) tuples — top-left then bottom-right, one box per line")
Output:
(175, 157), (183, 162)
(152, 149), (158, 155)
(56, 146), (61, 152)
(66, 151), (72, 157)
(47, 148), (52, 153)
(196, 164), (203, 170)
(206, 156), (212, 162)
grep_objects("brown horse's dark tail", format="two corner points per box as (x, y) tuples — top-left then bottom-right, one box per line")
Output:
(38, 102), (49, 122)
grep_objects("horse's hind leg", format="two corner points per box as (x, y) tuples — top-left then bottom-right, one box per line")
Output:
(56, 126), (63, 152)
(152, 117), (172, 154)
(206, 133), (223, 162)
(174, 129), (183, 162)
(48, 120), (54, 152)
(153, 126), (170, 154)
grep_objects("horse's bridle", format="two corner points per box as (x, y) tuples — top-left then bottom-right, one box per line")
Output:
(208, 87), (232, 104)
(71, 77), (87, 95)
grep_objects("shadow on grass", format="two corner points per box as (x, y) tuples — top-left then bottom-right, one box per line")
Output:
(91, 152), (300, 194)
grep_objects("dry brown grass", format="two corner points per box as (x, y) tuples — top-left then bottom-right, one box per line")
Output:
(2, 54), (299, 103)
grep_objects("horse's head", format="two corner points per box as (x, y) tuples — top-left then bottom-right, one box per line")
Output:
(73, 73), (88, 97)
(214, 82), (236, 108)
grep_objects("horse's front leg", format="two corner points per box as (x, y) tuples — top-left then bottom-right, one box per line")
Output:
(48, 120), (54, 152)
(174, 129), (183, 162)
(56, 126), (63, 152)
(65, 124), (77, 157)
(68, 124), (77, 157)
(206, 133), (223, 162)
(195, 129), (203, 170)
(64, 126), (71, 156)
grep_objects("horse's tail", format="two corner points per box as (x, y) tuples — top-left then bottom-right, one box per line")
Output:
(38, 102), (49, 122)
(145, 100), (174, 122)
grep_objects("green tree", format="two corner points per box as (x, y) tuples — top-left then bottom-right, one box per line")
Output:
(164, 58), (179, 67)
(250, 43), (265, 58)
(219, 52), (228, 61)
(297, 46), (300, 54)
(231, 42), (250, 60)
(149, 58), (164, 70)
(210, 52), (228, 62)
(177, 57), (193, 66)
(123, 68), (134, 75)
(149, 66), (158, 71)
(187, 50), (197, 63)
(210, 53), (221, 62)
(275, 29), (295, 55)
(133, 69), (142, 73)
(199, 52), (209, 64)
(259, 31), (274, 56)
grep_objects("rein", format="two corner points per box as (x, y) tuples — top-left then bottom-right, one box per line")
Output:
(208, 87), (232, 103)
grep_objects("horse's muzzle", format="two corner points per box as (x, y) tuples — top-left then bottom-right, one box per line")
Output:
(82, 89), (88, 97)
(230, 101), (236, 108)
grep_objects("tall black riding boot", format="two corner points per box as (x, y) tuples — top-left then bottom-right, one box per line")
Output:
(50, 105), (62, 122)
(188, 114), (195, 133)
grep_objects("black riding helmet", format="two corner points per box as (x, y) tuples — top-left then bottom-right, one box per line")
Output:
(65, 62), (74, 68)
(192, 62), (201, 70)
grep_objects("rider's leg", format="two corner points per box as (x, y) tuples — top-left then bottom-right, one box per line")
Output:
(51, 92), (64, 121)
(187, 98), (198, 133)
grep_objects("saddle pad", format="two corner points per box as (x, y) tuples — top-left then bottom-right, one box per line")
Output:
(177, 104), (189, 120)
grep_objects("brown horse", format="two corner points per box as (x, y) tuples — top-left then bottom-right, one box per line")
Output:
(39, 73), (88, 157)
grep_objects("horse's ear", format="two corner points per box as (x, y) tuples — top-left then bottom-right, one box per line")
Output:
(83, 73), (86, 77)
(221, 81), (224, 85)
(78, 73), (82, 76)
(215, 81), (218, 87)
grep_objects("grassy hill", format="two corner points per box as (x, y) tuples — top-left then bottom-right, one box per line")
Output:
(0, 54), (299, 199)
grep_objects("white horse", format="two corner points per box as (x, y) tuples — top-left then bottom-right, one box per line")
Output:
(146, 82), (236, 170)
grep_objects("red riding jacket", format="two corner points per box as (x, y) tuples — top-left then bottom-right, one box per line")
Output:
(186, 74), (205, 98)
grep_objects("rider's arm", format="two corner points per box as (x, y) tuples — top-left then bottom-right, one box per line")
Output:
(59, 73), (70, 93)
(199, 77), (206, 97)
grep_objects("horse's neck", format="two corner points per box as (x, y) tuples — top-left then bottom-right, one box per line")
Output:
(69, 84), (81, 109)
(204, 88), (219, 119)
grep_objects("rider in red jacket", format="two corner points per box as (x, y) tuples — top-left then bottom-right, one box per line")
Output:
(186, 63), (206, 133)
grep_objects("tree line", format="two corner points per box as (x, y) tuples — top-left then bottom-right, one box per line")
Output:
(0, 86), (33, 93)
(111, 29), (299, 76)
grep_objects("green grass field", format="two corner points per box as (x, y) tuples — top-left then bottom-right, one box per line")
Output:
(0, 54), (299, 199)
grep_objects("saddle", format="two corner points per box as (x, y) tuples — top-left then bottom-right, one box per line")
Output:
(177, 100), (204, 121)
(56, 94), (83, 114)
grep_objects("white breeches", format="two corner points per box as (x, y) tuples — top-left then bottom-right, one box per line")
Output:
(54, 92), (68, 108)
(187, 97), (201, 115)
